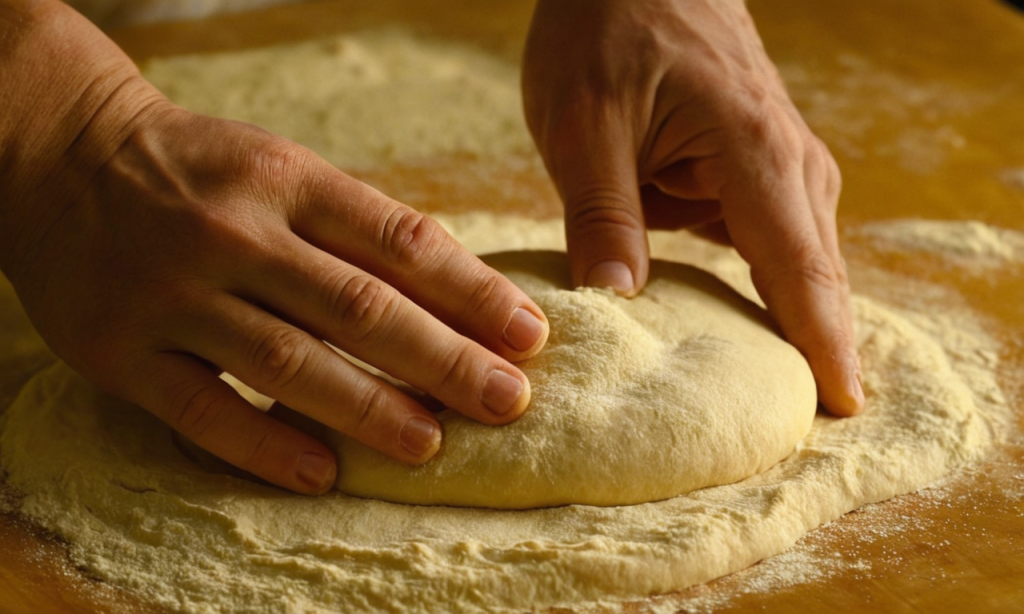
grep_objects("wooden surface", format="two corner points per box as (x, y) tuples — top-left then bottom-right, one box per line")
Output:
(2, 0), (1024, 612)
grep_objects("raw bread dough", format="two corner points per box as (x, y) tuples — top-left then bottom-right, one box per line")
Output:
(332, 251), (817, 508)
(0, 213), (1006, 613)
(0, 31), (1009, 614)
(0, 230), (999, 612)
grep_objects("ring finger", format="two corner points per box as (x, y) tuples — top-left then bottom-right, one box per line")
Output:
(235, 233), (532, 426)
(177, 292), (444, 464)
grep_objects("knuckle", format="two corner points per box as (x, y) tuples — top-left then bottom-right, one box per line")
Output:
(242, 139), (311, 184)
(729, 95), (774, 141)
(437, 343), (478, 394)
(565, 186), (643, 235)
(737, 79), (774, 111)
(379, 207), (449, 268)
(787, 243), (843, 290)
(807, 136), (843, 204)
(166, 382), (223, 439)
(756, 240), (842, 298)
(728, 103), (803, 173)
(247, 327), (311, 390)
(237, 139), (321, 209)
(351, 385), (391, 433)
(462, 273), (503, 320)
(245, 427), (275, 470)
(333, 274), (400, 344)
(833, 255), (851, 287)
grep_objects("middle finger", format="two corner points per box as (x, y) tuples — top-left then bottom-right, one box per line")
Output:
(238, 231), (532, 426)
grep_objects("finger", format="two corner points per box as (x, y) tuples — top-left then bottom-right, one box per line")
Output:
(545, 107), (649, 296)
(640, 184), (722, 230)
(803, 137), (860, 380)
(235, 233), (532, 426)
(802, 138), (846, 275)
(650, 158), (721, 201)
(721, 149), (863, 416)
(177, 293), (446, 463)
(289, 172), (548, 360)
(687, 220), (733, 246)
(128, 352), (337, 495)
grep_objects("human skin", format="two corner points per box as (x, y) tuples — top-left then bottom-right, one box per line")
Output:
(1, 0), (860, 498)
(0, 0), (549, 495)
(522, 0), (864, 416)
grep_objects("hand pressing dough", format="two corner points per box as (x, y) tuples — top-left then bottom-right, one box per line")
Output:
(332, 251), (817, 508)
(0, 26), (1006, 612)
(0, 226), (1000, 614)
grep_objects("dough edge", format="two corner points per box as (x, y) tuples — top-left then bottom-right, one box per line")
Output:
(332, 251), (818, 509)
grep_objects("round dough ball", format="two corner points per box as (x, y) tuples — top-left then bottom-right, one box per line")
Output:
(330, 251), (817, 509)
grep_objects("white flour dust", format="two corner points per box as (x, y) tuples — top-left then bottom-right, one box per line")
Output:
(0, 213), (1012, 613)
(142, 30), (536, 169)
(0, 29), (1018, 613)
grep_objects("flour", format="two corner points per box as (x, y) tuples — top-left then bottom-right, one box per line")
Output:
(142, 30), (536, 169)
(778, 53), (990, 172)
(0, 215), (1006, 612)
(332, 252), (817, 509)
(0, 29), (1016, 613)
(854, 218), (1020, 263)
(1001, 167), (1024, 191)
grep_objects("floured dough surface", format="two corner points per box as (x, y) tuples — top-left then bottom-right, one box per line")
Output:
(0, 30), (1011, 614)
(0, 251), (998, 612)
(333, 251), (816, 508)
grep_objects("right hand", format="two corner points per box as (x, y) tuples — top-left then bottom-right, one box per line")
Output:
(0, 0), (549, 495)
(522, 0), (862, 416)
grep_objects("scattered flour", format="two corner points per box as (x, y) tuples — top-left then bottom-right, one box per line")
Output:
(1000, 167), (1024, 191)
(0, 29), (1017, 613)
(779, 53), (990, 172)
(0, 214), (1009, 613)
(853, 218), (1021, 264)
(142, 29), (536, 169)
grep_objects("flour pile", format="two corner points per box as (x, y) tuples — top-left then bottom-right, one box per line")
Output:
(142, 29), (535, 169)
(0, 213), (1005, 612)
(0, 29), (1013, 613)
(332, 252), (817, 509)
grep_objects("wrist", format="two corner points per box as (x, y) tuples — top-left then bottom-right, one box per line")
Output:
(0, 0), (167, 280)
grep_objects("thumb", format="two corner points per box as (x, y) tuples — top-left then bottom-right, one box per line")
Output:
(554, 121), (649, 297)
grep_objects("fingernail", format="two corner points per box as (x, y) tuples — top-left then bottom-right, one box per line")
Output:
(297, 452), (335, 492)
(846, 362), (865, 414)
(585, 260), (634, 294)
(482, 369), (524, 415)
(399, 416), (442, 456)
(503, 307), (545, 352)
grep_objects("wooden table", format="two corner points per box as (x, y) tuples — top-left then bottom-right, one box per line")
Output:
(2, 0), (1023, 611)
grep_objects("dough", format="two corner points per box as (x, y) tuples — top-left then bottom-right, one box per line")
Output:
(0, 30), (1009, 613)
(0, 217), (1005, 613)
(332, 251), (817, 508)
(0, 242), (999, 613)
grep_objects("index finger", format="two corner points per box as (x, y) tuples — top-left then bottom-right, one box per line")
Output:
(720, 141), (863, 416)
(289, 171), (549, 362)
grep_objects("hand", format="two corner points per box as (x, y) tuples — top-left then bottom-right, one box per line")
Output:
(0, 0), (549, 495)
(522, 0), (863, 416)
